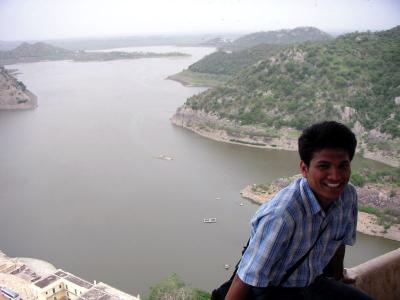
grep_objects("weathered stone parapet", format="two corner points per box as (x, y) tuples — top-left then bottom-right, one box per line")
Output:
(347, 248), (400, 300)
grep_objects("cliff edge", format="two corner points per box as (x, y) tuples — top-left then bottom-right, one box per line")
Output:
(0, 67), (37, 110)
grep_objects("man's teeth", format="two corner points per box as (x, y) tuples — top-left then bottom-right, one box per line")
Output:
(326, 183), (340, 188)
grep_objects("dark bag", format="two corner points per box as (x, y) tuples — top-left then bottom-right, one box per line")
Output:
(211, 278), (235, 300)
(211, 223), (329, 300)
(210, 238), (272, 300)
(211, 240), (250, 300)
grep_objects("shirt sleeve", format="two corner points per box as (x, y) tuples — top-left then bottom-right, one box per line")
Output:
(343, 184), (358, 246)
(237, 213), (292, 287)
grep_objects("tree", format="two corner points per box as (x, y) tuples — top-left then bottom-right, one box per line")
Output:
(146, 273), (211, 300)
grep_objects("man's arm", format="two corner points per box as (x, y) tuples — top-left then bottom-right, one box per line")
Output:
(326, 244), (345, 280)
(225, 275), (250, 300)
(324, 244), (355, 283)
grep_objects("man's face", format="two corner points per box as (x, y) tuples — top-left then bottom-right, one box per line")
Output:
(300, 148), (351, 210)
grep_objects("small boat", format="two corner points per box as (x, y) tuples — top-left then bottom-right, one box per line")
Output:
(240, 202), (244, 206)
(224, 264), (231, 270)
(216, 197), (221, 200)
(203, 218), (217, 223)
(156, 154), (174, 161)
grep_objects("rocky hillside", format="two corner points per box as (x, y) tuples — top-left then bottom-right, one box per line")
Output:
(0, 67), (37, 109)
(173, 26), (400, 167)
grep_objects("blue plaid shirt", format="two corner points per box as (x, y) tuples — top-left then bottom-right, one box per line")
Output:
(237, 177), (357, 288)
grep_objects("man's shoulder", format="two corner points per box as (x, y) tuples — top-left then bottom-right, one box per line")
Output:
(337, 183), (357, 210)
(345, 182), (357, 193)
(342, 182), (357, 199)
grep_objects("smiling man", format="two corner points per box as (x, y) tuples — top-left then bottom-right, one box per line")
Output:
(224, 121), (375, 300)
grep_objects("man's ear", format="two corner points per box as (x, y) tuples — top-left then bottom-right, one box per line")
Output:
(300, 161), (308, 178)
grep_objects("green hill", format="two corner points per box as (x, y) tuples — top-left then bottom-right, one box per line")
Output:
(169, 27), (332, 87)
(227, 26), (332, 51)
(174, 26), (400, 166)
(189, 44), (285, 76)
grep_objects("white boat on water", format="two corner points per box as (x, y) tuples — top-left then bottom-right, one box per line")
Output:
(156, 154), (174, 160)
(203, 218), (217, 223)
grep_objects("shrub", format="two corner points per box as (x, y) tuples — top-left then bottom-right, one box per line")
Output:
(146, 273), (211, 300)
(350, 172), (366, 187)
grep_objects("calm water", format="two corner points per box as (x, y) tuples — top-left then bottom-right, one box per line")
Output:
(0, 46), (399, 296)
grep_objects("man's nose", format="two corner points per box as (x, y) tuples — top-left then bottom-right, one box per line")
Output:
(328, 167), (341, 180)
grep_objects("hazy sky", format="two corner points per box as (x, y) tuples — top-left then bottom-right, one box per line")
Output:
(0, 0), (399, 41)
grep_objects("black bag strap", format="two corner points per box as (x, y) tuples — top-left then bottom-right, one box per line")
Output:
(230, 221), (329, 286)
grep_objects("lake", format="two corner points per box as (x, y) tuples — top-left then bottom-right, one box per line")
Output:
(0, 46), (399, 297)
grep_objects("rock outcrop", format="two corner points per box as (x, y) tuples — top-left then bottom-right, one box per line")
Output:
(0, 67), (37, 110)
(171, 105), (298, 150)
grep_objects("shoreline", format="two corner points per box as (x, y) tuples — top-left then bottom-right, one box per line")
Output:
(166, 74), (201, 87)
(171, 107), (399, 167)
(167, 70), (229, 88)
(240, 185), (400, 242)
(181, 124), (400, 167)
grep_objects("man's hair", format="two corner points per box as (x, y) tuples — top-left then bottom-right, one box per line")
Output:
(298, 121), (357, 166)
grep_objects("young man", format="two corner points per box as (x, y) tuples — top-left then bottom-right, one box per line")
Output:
(225, 121), (374, 300)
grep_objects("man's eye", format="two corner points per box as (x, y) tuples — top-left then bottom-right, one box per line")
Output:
(317, 165), (329, 169)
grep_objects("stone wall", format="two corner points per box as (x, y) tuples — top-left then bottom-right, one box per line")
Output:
(348, 248), (400, 300)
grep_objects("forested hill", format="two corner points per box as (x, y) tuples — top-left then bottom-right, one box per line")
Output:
(175, 26), (400, 166)
(189, 44), (285, 76)
(226, 26), (332, 51)
(191, 27), (332, 75)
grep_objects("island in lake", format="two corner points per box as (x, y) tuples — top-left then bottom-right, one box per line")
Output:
(0, 42), (190, 65)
